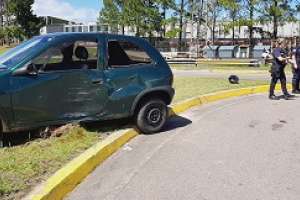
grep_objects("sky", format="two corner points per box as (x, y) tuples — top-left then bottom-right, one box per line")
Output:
(33, 0), (103, 23)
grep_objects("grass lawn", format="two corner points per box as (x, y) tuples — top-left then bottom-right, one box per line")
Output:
(0, 47), (10, 55)
(0, 77), (268, 199)
(0, 126), (103, 200)
(170, 63), (294, 75)
(170, 63), (271, 72)
(173, 77), (268, 103)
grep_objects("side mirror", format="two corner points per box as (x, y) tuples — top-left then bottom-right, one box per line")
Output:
(12, 63), (38, 77)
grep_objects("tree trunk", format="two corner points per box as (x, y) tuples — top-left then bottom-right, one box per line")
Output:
(122, 25), (125, 35)
(162, 6), (166, 38)
(136, 26), (140, 37)
(232, 12), (235, 46)
(196, 0), (204, 58)
(212, 14), (216, 45)
(249, 0), (255, 58)
(178, 0), (184, 52)
(273, 0), (278, 39)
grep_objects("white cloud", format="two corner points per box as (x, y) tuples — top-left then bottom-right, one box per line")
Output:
(32, 0), (98, 24)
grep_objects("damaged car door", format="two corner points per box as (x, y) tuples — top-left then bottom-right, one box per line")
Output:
(103, 36), (155, 118)
(10, 35), (108, 128)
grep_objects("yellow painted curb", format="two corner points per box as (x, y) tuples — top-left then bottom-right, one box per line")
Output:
(169, 84), (291, 116)
(29, 129), (139, 200)
(27, 83), (291, 200)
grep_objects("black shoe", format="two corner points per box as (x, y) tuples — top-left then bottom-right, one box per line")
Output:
(284, 94), (294, 100)
(285, 93), (295, 97)
(292, 90), (300, 94)
(269, 95), (280, 100)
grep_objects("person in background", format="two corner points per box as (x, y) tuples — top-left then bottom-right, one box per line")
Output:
(291, 37), (300, 94)
(269, 38), (293, 100)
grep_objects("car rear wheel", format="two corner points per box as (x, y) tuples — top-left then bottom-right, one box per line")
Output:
(135, 99), (168, 134)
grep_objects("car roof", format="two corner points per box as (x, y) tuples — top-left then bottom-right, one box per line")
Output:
(39, 32), (144, 41)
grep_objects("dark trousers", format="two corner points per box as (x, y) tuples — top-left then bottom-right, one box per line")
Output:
(292, 68), (300, 91)
(269, 70), (289, 96)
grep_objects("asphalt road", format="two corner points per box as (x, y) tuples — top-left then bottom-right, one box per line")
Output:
(172, 69), (293, 82)
(67, 94), (300, 200)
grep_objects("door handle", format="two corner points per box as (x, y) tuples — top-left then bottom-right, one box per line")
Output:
(129, 75), (137, 80)
(92, 79), (103, 85)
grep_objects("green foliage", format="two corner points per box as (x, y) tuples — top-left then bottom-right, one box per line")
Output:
(7, 0), (43, 38)
(166, 28), (181, 38)
(258, 0), (295, 38)
(99, 0), (175, 37)
(99, 0), (120, 32)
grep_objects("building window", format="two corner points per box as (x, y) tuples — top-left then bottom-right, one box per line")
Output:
(97, 26), (101, 32)
(89, 26), (94, 32)
(65, 27), (69, 32)
(78, 26), (82, 32)
(72, 27), (75, 32)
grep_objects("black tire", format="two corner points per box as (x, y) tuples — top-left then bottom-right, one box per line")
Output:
(135, 99), (168, 134)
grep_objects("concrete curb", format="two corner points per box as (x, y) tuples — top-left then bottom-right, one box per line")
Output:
(28, 129), (139, 200)
(28, 84), (290, 200)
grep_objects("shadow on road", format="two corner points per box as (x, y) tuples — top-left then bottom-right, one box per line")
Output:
(161, 115), (192, 132)
(277, 95), (299, 100)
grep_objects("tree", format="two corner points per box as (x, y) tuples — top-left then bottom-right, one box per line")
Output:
(219, 0), (241, 45)
(206, 0), (225, 45)
(170, 0), (191, 51)
(99, 0), (121, 33)
(0, 28), (5, 45)
(237, 0), (260, 58)
(99, 0), (165, 37)
(158, 0), (176, 37)
(8, 0), (43, 38)
(258, 0), (295, 39)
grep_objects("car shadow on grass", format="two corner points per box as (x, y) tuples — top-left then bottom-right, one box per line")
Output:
(81, 118), (134, 133)
(2, 115), (192, 148)
(82, 115), (192, 136)
(2, 118), (134, 148)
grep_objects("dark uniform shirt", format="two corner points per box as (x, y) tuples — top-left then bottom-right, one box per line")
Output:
(293, 47), (300, 67)
(272, 47), (286, 71)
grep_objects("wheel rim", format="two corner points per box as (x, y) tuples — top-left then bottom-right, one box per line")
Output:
(146, 107), (163, 126)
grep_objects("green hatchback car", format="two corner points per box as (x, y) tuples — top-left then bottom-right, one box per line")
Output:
(0, 33), (174, 146)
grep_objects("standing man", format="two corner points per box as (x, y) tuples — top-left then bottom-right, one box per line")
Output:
(291, 37), (300, 94)
(269, 38), (292, 100)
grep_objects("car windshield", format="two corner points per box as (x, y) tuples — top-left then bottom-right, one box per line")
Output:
(0, 36), (53, 68)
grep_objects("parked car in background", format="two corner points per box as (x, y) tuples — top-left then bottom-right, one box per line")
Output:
(0, 33), (174, 147)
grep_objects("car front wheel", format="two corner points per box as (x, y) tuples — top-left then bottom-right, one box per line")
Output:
(135, 99), (168, 134)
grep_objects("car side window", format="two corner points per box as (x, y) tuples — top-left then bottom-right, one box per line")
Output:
(108, 40), (152, 68)
(32, 40), (99, 72)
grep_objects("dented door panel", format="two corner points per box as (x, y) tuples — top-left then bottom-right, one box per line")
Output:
(11, 72), (64, 126)
(11, 69), (108, 127)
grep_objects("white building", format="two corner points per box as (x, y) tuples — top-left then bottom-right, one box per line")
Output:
(64, 23), (110, 33)
(174, 20), (300, 40)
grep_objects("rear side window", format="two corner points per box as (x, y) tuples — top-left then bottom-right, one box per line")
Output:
(108, 40), (152, 67)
